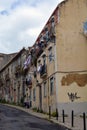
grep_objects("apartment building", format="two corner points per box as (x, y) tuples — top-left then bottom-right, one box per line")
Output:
(0, 0), (87, 115)
(56, 0), (87, 115)
(34, 0), (87, 114)
(0, 48), (26, 103)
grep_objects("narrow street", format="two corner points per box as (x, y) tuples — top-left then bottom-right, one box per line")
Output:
(0, 104), (68, 130)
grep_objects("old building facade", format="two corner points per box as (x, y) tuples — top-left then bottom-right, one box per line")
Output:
(56, 0), (87, 115)
(0, 48), (26, 103)
(0, 0), (87, 115)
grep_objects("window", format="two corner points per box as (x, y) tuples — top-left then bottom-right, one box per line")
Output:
(50, 77), (54, 95)
(33, 88), (36, 101)
(43, 55), (46, 65)
(48, 47), (53, 62)
(83, 21), (87, 37)
(30, 89), (32, 101)
(44, 82), (47, 97)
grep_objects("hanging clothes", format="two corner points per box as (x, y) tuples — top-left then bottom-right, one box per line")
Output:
(24, 55), (31, 69)
(37, 64), (42, 73)
(26, 55), (31, 65)
(40, 64), (46, 76)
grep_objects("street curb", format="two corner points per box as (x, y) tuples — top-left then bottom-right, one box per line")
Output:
(0, 103), (76, 130)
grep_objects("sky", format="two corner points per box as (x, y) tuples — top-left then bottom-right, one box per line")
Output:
(0, 0), (63, 54)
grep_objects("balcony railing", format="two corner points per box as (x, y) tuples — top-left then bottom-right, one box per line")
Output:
(40, 64), (47, 78)
(26, 78), (32, 88)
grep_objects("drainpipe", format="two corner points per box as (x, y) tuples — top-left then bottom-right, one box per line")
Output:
(54, 38), (58, 110)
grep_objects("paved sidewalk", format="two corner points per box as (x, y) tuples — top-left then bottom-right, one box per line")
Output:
(2, 104), (87, 130)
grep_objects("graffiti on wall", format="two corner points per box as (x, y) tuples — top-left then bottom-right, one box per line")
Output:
(67, 92), (81, 102)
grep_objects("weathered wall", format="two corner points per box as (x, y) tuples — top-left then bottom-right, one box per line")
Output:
(56, 0), (87, 71)
(55, 0), (87, 113)
(58, 72), (87, 102)
(36, 42), (57, 112)
(61, 73), (87, 87)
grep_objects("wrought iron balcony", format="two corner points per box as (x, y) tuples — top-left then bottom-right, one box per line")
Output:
(40, 64), (47, 78)
(26, 78), (32, 88)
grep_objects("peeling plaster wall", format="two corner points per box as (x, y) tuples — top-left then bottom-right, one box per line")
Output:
(57, 73), (87, 103)
(61, 73), (87, 87)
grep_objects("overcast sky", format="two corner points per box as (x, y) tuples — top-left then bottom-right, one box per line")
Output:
(0, 0), (63, 54)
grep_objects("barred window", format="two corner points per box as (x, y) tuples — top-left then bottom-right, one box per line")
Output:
(48, 47), (53, 62)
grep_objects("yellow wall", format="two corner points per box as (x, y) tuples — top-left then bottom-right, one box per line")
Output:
(58, 73), (87, 103)
(56, 0), (87, 103)
(36, 42), (57, 111)
(56, 0), (87, 71)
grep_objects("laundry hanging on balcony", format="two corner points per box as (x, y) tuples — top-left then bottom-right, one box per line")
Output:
(37, 64), (42, 73)
(83, 21), (87, 37)
(35, 43), (43, 57)
(24, 55), (31, 69)
(40, 64), (47, 76)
